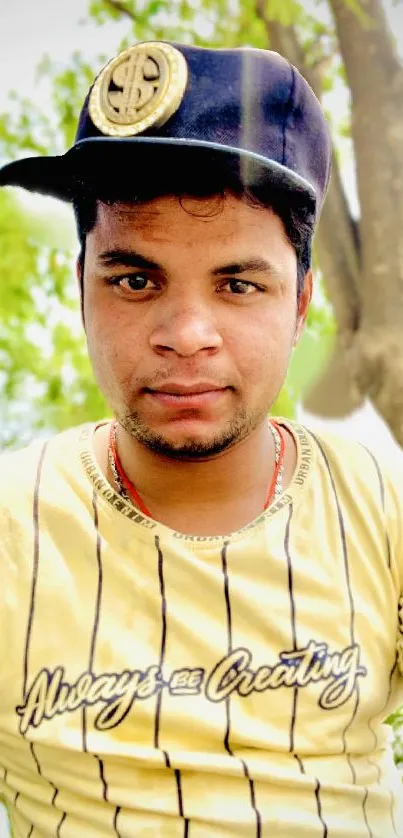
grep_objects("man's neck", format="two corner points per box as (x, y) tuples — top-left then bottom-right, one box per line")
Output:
(94, 420), (297, 536)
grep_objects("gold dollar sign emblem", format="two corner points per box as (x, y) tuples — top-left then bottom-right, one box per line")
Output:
(108, 54), (160, 120)
(89, 43), (188, 137)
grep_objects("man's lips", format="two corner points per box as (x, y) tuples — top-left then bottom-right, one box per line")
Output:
(143, 383), (230, 408)
(145, 382), (228, 395)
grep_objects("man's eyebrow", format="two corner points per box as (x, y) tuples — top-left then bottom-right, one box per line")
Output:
(98, 251), (280, 276)
(98, 250), (161, 270)
(212, 259), (280, 276)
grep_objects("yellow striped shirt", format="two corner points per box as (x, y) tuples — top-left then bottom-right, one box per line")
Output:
(1, 421), (403, 837)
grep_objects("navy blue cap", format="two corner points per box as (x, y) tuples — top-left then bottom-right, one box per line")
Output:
(0, 42), (332, 213)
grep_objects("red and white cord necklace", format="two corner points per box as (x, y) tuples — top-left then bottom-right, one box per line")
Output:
(108, 419), (285, 517)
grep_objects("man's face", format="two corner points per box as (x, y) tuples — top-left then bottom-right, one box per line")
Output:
(80, 192), (311, 459)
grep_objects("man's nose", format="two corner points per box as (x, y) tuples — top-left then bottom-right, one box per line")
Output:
(149, 301), (223, 357)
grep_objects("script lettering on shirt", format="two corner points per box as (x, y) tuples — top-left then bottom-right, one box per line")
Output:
(204, 641), (366, 708)
(16, 639), (367, 735)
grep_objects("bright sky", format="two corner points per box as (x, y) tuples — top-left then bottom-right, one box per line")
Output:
(0, 0), (128, 105)
(0, 0), (403, 458)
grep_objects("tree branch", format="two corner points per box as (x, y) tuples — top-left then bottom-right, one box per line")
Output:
(254, 8), (322, 97)
(102, 0), (137, 22)
(329, 0), (402, 105)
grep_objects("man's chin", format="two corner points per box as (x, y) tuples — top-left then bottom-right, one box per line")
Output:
(131, 430), (238, 461)
(119, 412), (252, 461)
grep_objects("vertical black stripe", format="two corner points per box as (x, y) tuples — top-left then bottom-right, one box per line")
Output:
(362, 446), (391, 568)
(175, 769), (185, 816)
(21, 448), (62, 825)
(29, 743), (42, 776)
(297, 749), (328, 834)
(88, 493), (112, 818)
(247, 776), (262, 838)
(113, 806), (122, 838)
(347, 752), (357, 784)
(308, 433), (359, 772)
(362, 447), (385, 509)
(174, 768), (190, 834)
(56, 812), (66, 837)
(4, 778), (34, 838)
(314, 780), (328, 837)
(221, 542), (233, 756)
(367, 755), (382, 784)
(81, 706), (87, 755)
(23, 442), (48, 700)
(367, 715), (379, 753)
(222, 542), (233, 654)
(289, 684), (298, 755)
(284, 504), (297, 649)
(220, 543), (262, 837)
(308, 432), (355, 643)
(284, 503), (298, 752)
(154, 537), (170, 768)
(89, 490), (103, 671)
(390, 791), (400, 837)
(97, 757), (108, 802)
(386, 532), (391, 569)
(362, 788), (374, 838)
(83, 491), (103, 753)
(343, 688), (360, 781)
(49, 775), (66, 834)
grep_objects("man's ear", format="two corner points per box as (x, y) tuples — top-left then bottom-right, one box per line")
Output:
(294, 269), (313, 346)
(76, 258), (85, 328)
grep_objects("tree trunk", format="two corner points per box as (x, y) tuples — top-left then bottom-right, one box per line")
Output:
(327, 0), (403, 440)
(257, 1), (403, 443)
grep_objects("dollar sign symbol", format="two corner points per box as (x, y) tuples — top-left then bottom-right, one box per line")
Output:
(108, 54), (160, 121)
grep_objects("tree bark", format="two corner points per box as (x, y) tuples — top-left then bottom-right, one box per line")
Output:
(328, 0), (403, 440)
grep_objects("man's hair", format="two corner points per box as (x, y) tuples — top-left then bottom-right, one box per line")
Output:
(73, 155), (316, 299)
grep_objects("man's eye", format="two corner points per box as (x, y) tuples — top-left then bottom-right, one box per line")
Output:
(223, 279), (259, 295)
(112, 274), (154, 292)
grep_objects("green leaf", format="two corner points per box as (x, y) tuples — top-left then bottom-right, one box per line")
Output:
(264, 0), (303, 26)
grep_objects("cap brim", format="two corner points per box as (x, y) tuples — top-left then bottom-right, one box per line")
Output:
(0, 137), (317, 205)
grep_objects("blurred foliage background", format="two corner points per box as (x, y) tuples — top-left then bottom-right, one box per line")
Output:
(0, 0), (402, 762)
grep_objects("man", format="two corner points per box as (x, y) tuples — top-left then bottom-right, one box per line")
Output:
(0, 40), (402, 838)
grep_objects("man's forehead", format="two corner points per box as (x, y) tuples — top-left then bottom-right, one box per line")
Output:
(88, 196), (293, 271)
(94, 192), (274, 230)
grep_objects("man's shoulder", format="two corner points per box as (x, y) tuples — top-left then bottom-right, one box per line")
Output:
(288, 418), (403, 502)
(0, 423), (96, 510)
